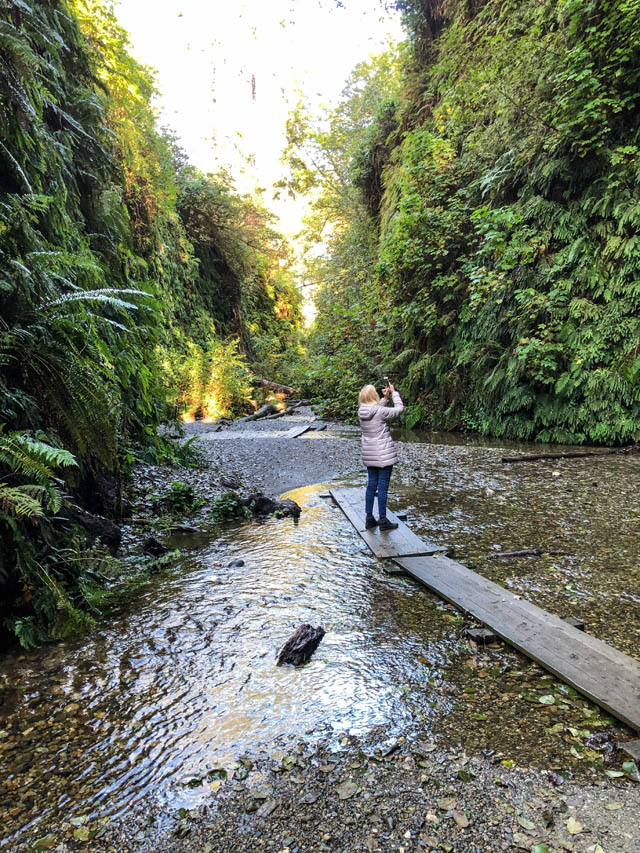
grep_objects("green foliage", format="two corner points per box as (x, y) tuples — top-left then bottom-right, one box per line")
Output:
(161, 337), (254, 421)
(0, 0), (303, 646)
(210, 491), (251, 523)
(308, 0), (640, 444)
(280, 50), (402, 417)
(0, 429), (99, 649)
(153, 481), (204, 516)
(0, 428), (76, 519)
(153, 435), (204, 469)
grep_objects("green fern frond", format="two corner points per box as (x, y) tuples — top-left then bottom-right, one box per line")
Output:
(0, 485), (46, 518)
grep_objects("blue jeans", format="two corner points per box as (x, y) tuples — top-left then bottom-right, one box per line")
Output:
(365, 465), (393, 519)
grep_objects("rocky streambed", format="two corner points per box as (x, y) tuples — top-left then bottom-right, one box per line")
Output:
(1, 411), (639, 852)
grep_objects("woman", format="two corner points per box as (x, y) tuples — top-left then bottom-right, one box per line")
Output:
(358, 381), (404, 531)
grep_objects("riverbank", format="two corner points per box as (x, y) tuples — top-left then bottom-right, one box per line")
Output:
(107, 732), (640, 852)
(1, 412), (639, 852)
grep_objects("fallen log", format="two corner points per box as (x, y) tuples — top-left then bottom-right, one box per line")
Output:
(501, 448), (632, 463)
(487, 548), (572, 559)
(262, 400), (310, 420)
(253, 377), (295, 395)
(236, 403), (277, 423)
(277, 624), (325, 666)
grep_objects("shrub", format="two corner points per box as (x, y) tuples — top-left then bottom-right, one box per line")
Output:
(153, 481), (204, 516)
(210, 491), (252, 523)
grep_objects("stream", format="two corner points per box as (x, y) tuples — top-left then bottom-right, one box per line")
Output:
(1, 430), (639, 848)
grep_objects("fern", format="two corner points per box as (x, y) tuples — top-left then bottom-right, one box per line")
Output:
(308, 0), (640, 446)
(0, 486), (47, 518)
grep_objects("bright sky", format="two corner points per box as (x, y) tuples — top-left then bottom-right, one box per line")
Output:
(114, 0), (404, 236)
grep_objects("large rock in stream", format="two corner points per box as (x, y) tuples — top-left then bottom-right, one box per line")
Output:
(58, 504), (122, 555)
(244, 493), (301, 519)
(277, 624), (325, 666)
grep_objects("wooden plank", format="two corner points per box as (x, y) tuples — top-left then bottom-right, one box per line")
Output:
(329, 488), (443, 559)
(394, 554), (640, 732)
(620, 740), (640, 762)
(283, 423), (313, 438)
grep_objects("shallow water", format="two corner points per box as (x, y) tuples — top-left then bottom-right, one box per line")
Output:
(1, 435), (639, 848)
(0, 484), (459, 847)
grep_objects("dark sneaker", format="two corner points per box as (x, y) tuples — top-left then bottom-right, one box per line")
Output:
(378, 517), (398, 531)
(365, 515), (378, 529)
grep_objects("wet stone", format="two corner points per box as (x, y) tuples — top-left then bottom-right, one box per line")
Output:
(462, 627), (498, 643)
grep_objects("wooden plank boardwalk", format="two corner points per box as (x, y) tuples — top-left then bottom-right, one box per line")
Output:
(283, 423), (313, 439)
(330, 488), (443, 559)
(395, 554), (640, 731)
(331, 488), (640, 731)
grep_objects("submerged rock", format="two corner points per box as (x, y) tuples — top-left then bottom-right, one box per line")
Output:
(277, 624), (325, 666)
(168, 524), (204, 534)
(143, 536), (169, 557)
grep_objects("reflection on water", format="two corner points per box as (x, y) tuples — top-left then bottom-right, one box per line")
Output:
(0, 484), (454, 847)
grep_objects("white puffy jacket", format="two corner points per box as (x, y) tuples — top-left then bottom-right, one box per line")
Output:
(358, 391), (404, 468)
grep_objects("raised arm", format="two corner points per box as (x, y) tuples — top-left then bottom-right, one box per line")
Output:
(380, 390), (404, 420)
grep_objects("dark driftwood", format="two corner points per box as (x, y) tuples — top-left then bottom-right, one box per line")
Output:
(487, 548), (572, 559)
(253, 378), (295, 395)
(501, 449), (625, 464)
(214, 417), (234, 431)
(277, 624), (325, 666)
(220, 476), (240, 489)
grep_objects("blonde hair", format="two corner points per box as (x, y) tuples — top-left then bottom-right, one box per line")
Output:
(359, 384), (380, 405)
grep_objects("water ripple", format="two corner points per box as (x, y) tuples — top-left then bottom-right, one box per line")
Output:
(0, 482), (451, 846)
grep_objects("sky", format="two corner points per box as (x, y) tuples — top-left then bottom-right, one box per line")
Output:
(114, 0), (404, 236)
